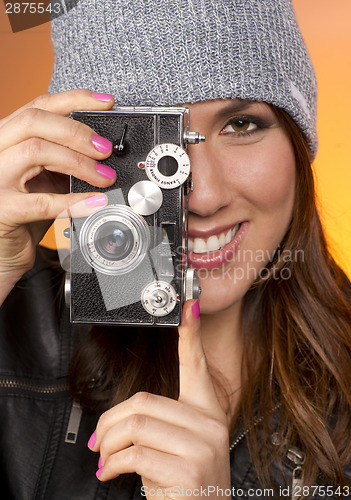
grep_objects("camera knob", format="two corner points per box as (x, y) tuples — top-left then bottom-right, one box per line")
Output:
(183, 130), (206, 144)
(128, 180), (163, 215)
(184, 268), (200, 301)
(141, 281), (177, 317)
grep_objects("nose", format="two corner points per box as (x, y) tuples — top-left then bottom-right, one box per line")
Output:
(187, 142), (233, 217)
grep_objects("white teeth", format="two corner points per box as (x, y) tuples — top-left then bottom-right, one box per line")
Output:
(207, 235), (220, 252)
(189, 224), (241, 254)
(219, 232), (226, 248)
(194, 238), (207, 253)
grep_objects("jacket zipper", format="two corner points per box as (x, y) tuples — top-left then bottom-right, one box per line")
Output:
(287, 447), (305, 500)
(0, 377), (69, 394)
(65, 400), (83, 444)
(0, 377), (83, 444)
(229, 405), (305, 500)
(229, 403), (281, 452)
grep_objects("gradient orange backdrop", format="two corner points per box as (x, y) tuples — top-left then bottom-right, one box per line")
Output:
(1, 0), (351, 275)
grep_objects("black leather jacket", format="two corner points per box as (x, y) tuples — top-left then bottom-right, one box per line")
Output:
(0, 247), (350, 500)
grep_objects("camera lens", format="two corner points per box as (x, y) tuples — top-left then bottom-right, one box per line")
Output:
(79, 205), (150, 275)
(95, 222), (133, 261)
(157, 156), (179, 177)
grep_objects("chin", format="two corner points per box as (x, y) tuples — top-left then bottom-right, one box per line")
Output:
(195, 273), (247, 315)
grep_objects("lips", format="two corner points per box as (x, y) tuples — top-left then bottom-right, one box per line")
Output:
(187, 221), (249, 270)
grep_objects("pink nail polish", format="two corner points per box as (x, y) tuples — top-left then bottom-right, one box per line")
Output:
(92, 92), (114, 102)
(96, 163), (116, 180)
(92, 134), (112, 153)
(88, 430), (96, 449)
(192, 300), (200, 320)
(85, 195), (107, 208)
(96, 466), (104, 478)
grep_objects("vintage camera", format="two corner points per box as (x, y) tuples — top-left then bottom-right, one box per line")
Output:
(64, 107), (204, 326)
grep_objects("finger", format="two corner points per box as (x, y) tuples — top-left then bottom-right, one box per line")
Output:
(90, 392), (212, 453)
(1, 191), (108, 225)
(0, 107), (113, 160)
(97, 414), (195, 464)
(96, 445), (186, 485)
(0, 139), (116, 190)
(0, 89), (114, 129)
(178, 300), (222, 417)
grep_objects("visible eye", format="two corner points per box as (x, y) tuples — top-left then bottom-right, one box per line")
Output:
(220, 115), (269, 137)
(222, 119), (258, 135)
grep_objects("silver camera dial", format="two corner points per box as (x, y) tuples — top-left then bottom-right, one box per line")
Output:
(128, 180), (163, 216)
(141, 281), (178, 317)
(144, 143), (190, 189)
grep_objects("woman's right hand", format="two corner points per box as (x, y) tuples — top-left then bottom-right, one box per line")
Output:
(0, 89), (117, 303)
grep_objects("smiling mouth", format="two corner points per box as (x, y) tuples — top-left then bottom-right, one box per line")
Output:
(188, 223), (242, 254)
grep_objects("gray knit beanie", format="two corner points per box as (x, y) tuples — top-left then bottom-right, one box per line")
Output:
(49, 0), (318, 158)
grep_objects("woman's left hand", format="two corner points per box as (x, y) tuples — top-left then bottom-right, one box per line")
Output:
(88, 300), (231, 499)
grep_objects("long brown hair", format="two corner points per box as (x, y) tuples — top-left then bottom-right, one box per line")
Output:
(240, 108), (351, 488)
(69, 106), (351, 488)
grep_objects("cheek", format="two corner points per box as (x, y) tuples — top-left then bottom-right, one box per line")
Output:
(225, 134), (296, 213)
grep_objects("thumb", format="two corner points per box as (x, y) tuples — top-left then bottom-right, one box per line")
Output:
(178, 300), (222, 417)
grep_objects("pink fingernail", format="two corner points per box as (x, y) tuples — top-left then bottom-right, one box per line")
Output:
(88, 430), (96, 449)
(192, 300), (200, 320)
(96, 467), (104, 478)
(92, 134), (112, 153)
(96, 163), (116, 180)
(85, 195), (107, 208)
(92, 92), (114, 102)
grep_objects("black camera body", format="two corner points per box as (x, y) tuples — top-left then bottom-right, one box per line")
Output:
(66, 107), (204, 326)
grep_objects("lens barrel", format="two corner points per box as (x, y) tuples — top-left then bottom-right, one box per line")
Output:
(79, 205), (150, 275)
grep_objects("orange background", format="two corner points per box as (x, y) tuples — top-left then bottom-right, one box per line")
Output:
(0, 0), (351, 275)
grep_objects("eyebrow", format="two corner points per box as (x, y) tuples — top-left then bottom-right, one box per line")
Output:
(214, 100), (262, 121)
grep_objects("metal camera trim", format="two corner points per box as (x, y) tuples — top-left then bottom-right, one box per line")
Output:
(79, 205), (150, 276)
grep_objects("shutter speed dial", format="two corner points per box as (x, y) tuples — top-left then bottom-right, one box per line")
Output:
(144, 143), (190, 189)
(141, 281), (178, 317)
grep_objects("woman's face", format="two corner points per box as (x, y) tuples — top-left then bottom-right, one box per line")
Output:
(186, 99), (296, 314)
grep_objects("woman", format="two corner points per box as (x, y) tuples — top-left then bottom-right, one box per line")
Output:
(1, 1), (351, 499)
